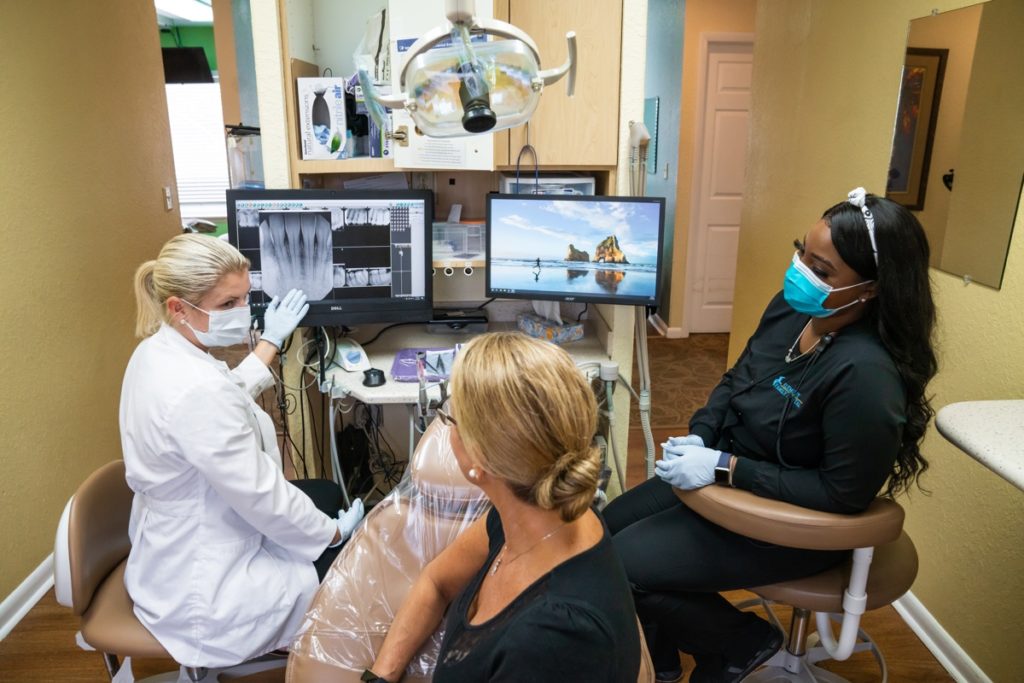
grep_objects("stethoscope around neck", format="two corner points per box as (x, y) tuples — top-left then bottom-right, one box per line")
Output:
(725, 328), (835, 470)
(774, 331), (833, 467)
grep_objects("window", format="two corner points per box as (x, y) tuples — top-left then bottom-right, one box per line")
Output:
(165, 82), (229, 220)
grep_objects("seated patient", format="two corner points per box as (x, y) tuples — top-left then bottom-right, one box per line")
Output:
(363, 332), (641, 682)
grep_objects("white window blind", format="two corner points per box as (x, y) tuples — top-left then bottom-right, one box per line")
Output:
(165, 83), (230, 220)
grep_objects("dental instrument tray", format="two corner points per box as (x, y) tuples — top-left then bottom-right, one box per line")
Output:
(390, 346), (461, 382)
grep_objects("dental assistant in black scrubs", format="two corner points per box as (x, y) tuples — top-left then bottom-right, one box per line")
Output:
(604, 188), (938, 683)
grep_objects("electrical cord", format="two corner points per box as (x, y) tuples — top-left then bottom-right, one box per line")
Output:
(576, 303), (589, 322)
(360, 321), (426, 347)
(344, 402), (406, 496)
(275, 355), (307, 478)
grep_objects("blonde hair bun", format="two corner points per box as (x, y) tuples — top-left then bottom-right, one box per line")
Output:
(449, 332), (600, 522)
(533, 446), (602, 522)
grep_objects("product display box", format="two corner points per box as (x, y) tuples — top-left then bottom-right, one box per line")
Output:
(297, 77), (349, 160)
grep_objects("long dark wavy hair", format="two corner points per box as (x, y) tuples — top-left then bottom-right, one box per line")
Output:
(822, 193), (937, 497)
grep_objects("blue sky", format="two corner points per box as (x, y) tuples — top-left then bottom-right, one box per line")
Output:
(490, 198), (661, 264)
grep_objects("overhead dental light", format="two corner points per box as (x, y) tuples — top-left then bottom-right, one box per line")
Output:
(357, 0), (577, 138)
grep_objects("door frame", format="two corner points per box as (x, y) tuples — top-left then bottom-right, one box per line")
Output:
(682, 32), (754, 337)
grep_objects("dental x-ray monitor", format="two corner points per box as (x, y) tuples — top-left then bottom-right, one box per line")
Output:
(227, 189), (433, 327)
(485, 194), (666, 307)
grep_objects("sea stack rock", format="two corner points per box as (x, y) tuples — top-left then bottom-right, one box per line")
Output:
(566, 243), (590, 262)
(594, 235), (629, 264)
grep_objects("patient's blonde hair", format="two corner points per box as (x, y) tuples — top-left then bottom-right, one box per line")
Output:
(451, 332), (600, 522)
(133, 234), (249, 338)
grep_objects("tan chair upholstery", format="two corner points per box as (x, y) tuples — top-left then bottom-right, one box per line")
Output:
(56, 460), (285, 682)
(61, 460), (177, 677)
(288, 419), (655, 682)
(288, 420), (489, 683)
(675, 487), (918, 682)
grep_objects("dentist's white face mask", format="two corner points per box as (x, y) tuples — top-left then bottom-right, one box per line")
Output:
(182, 299), (251, 348)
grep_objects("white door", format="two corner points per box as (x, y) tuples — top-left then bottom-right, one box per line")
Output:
(686, 36), (753, 333)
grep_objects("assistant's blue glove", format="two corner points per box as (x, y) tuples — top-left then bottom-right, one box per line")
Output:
(330, 498), (364, 547)
(655, 443), (721, 489)
(261, 288), (309, 349)
(666, 434), (705, 449)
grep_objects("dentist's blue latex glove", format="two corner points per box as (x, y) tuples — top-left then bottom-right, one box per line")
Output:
(261, 289), (309, 349)
(666, 434), (705, 449)
(331, 498), (364, 547)
(655, 442), (721, 490)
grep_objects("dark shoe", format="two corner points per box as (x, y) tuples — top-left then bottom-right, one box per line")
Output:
(654, 668), (683, 683)
(685, 654), (726, 683)
(720, 621), (784, 682)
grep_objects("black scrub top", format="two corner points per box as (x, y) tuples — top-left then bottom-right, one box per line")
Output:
(688, 292), (907, 513)
(433, 508), (641, 682)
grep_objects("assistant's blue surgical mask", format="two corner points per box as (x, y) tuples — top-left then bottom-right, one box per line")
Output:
(783, 252), (872, 318)
(182, 300), (252, 347)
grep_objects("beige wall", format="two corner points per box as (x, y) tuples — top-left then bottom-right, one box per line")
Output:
(0, 1), (180, 596)
(667, 0), (757, 331)
(735, 1), (1023, 679)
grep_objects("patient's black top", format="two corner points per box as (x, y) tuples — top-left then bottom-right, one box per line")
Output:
(434, 507), (641, 682)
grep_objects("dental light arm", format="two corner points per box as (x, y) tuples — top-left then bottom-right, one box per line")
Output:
(359, 0), (577, 137)
(542, 31), (577, 95)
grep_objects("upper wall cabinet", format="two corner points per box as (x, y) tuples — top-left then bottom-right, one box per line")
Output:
(504, 0), (623, 167)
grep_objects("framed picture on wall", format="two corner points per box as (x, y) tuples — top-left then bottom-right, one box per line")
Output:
(886, 47), (948, 211)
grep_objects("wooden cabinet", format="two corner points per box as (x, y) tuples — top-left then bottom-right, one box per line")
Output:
(502, 0), (623, 168)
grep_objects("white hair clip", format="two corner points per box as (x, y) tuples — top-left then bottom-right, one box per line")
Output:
(847, 187), (878, 265)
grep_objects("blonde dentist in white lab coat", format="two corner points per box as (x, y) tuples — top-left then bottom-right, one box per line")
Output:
(120, 234), (364, 669)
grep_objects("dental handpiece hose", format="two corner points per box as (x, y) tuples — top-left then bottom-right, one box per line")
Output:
(605, 381), (627, 494)
(634, 307), (656, 478)
(416, 351), (429, 431)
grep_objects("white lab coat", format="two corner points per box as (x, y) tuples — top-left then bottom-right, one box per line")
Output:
(119, 324), (336, 668)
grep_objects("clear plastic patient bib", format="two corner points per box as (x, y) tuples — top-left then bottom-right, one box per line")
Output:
(288, 418), (491, 681)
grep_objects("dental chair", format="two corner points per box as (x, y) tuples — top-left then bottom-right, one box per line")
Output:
(287, 418), (655, 682)
(675, 487), (918, 682)
(53, 460), (286, 682)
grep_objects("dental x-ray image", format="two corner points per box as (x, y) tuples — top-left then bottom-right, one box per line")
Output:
(331, 207), (392, 228)
(227, 190), (432, 328)
(259, 211), (334, 300)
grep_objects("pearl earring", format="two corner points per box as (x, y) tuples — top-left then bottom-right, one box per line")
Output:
(468, 467), (480, 480)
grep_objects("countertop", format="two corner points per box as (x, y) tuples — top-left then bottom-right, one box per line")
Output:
(935, 400), (1024, 492)
(318, 322), (611, 405)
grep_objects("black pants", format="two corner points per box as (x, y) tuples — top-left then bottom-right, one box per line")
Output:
(288, 478), (344, 581)
(603, 477), (846, 670)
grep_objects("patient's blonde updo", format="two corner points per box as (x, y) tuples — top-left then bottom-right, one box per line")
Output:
(450, 332), (601, 522)
(133, 234), (249, 338)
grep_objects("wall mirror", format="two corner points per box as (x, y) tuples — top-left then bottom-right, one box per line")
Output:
(886, 0), (1024, 289)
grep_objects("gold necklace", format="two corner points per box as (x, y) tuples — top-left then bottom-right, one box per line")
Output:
(785, 321), (822, 363)
(489, 522), (570, 576)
